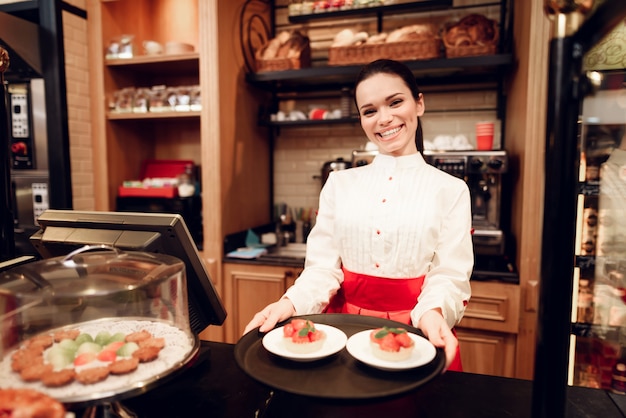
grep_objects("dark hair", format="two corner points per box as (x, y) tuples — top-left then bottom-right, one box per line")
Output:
(354, 59), (424, 152)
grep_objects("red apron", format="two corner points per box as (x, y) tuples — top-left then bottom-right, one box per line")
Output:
(325, 267), (463, 372)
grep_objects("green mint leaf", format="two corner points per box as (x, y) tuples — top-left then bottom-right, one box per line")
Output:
(374, 329), (389, 339)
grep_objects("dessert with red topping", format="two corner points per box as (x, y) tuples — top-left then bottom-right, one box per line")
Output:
(0, 388), (66, 418)
(369, 327), (415, 361)
(282, 319), (327, 354)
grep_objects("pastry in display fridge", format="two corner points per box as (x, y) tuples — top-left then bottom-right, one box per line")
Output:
(571, 74), (626, 392)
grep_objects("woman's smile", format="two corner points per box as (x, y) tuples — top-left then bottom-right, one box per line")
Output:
(377, 125), (404, 140)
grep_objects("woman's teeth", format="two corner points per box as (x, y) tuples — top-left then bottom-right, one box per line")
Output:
(379, 126), (401, 138)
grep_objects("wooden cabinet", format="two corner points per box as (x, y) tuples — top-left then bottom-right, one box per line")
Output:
(222, 262), (302, 343)
(88, 0), (201, 210)
(456, 280), (520, 377)
(87, 0), (273, 342)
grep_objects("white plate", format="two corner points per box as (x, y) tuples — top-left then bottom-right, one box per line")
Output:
(346, 329), (436, 371)
(262, 324), (347, 362)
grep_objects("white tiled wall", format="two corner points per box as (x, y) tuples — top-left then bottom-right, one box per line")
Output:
(273, 89), (500, 214)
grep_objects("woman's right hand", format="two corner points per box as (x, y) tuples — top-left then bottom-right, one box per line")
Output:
(243, 298), (296, 335)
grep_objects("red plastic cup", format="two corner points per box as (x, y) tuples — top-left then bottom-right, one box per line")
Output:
(475, 122), (495, 150)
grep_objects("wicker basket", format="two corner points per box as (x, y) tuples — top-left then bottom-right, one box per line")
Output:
(255, 40), (311, 72)
(443, 21), (499, 58)
(328, 37), (442, 66)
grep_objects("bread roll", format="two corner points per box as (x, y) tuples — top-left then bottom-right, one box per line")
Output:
(366, 32), (388, 44)
(352, 31), (369, 45)
(332, 28), (356, 47)
(262, 37), (282, 60)
(387, 24), (435, 43)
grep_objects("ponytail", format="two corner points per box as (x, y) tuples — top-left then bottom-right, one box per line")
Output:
(416, 117), (423, 153)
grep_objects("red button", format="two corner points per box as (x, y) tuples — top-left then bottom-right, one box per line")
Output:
(375, 263), (380, 268)
(382, 198), (386, 203)
(389, 176), (393, 181)
(376, 230), (380, 235)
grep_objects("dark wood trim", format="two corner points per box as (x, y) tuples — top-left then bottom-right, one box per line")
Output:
(38, 0), (72, 209)
(61, 1), (86, 19)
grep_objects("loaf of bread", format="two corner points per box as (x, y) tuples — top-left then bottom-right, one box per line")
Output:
(365, 32), (387, 44)
(386, 24), (436, 43)
(332, 29), (355, 47)
(261, 31), (308, 60)
(332, 23), (435, 49)
(331, 29), (369, 47)
(444, 14), (497, 47)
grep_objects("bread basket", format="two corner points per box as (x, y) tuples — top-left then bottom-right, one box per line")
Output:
(255, 34), (311, 72)
(328, 37), (442, 66)
(443, 14), (499, 58)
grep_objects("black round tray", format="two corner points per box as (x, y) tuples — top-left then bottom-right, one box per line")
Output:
(234, 314), (445, 400)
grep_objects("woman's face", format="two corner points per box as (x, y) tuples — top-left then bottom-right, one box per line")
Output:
(355, 73), (424, 156)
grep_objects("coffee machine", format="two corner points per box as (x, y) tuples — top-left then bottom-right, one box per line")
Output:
(8, 79), (50, 256)
(422, 150), (508, 256)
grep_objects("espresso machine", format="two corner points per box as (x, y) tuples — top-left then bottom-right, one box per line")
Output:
(351, 148), (515, 279)
(422, 150), (508, 256)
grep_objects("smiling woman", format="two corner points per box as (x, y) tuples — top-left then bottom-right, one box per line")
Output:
(245, 59), (473, 374)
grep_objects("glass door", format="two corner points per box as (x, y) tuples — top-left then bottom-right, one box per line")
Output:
(572, 69), (626, 391)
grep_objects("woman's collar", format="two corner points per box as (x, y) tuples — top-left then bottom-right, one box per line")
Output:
(372, 152), (425, 168)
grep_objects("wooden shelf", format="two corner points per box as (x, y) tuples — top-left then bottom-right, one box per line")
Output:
(261, 117), (359, 127)
(287, 0), (507, 24)
(107, 110), (201, 120)
(246, 53), (513, 92)
(105, 53), (200, 74)
(287, 0), (452, 23)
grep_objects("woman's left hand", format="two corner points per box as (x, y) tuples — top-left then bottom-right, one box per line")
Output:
(417, 309), (458, 372)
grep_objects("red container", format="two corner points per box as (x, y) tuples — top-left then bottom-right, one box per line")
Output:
(475, 122), (495, 150)
(118, 159), (194, 198)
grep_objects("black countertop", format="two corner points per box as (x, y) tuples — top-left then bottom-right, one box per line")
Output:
(223, 225), (520, 283)
(223, 254), (519, 283)
(71, 340), (626, 418)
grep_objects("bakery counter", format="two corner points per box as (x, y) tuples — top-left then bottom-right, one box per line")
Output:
(223, 252), (305, 269)
(223, 225), (519, 283)
(71, 340), (625, 418)
(222, 253), (519, 283)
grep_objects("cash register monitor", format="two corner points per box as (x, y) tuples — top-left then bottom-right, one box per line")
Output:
(29, 210), (226, 335)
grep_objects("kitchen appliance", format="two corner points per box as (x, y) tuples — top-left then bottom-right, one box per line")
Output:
(424, 150), (509, 256)
(0, 46), (13, 261)
(319, 158), (351, 186)
(1, 7), (74, 261)
(8, 78), (49, 255)
(535, 1), (626, 417)
(567, 90), (626, 393)
(351, 149), (510, 256)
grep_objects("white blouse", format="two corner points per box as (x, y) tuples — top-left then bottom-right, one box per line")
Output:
(284, 152), (473, 329)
